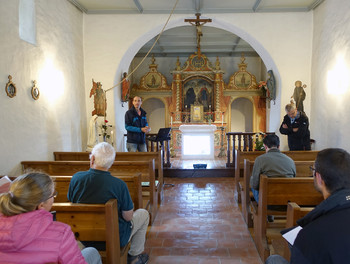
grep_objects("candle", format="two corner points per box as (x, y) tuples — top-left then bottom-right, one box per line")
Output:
(111, 130), (114, 145)
(221, 113), (224, 126)
(171, 116), (173, 126)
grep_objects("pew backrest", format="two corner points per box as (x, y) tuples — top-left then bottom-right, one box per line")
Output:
(283, 202), (314, 261)
(52, 174), (143, 209)
(51, 199), (125, 264)
(252, 175), (323, 261)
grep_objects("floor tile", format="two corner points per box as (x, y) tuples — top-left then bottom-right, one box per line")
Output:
(146, 177), (263, 264)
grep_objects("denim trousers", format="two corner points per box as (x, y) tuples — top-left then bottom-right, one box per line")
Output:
(126, 143), (147, 152)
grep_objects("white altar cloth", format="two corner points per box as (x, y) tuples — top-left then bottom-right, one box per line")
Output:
(179, 125), (217, 159)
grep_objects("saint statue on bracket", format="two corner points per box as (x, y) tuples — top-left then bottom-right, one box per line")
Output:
(89, 79), (107, 116)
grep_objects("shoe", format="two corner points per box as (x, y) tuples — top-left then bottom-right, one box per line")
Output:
(267, 215), (274, 222)
(127, 253), (149, 264)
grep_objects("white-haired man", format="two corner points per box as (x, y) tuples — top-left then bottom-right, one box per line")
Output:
(68, 142), (149, 264)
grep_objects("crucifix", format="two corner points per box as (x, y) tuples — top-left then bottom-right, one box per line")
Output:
(185, 13), (212, 56)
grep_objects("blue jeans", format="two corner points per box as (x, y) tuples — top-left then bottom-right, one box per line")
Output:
(252, 188), (259, 203)
(265, 255), (289, 264)
(127, 143), (147, 152)
(81, 247), (102, 264)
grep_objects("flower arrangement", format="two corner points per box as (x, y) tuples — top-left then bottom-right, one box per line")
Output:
(100, 120), (112, 142)
(254, 132), (266, 151)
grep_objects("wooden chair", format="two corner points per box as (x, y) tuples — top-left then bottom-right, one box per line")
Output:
(52, 199), (129, 264)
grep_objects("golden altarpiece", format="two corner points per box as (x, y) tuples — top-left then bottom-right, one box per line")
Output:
(131, 53), (266, 156)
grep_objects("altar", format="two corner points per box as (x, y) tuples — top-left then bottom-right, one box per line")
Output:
(179, 124), (217, 159)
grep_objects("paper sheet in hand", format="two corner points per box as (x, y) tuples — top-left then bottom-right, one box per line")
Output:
(282, 226), (302, 245)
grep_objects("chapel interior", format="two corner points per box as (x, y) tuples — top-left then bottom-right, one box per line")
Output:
(1, 0), (350, 263)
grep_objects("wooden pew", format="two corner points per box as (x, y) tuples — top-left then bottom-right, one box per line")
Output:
(53, 151), (164, 206)
(250, 175), (323, 261)
(283, 202), (313, 261)
(234, 150), (319, 202)
(22, 160), (157, 223)
(114, 152), (163, 205)
(241, 160), (315, 227)
(52, 174), (143, 210)
(52, 199), (128, 264)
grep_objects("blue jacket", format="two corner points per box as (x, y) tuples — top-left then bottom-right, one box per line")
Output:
(290, 188), (350, 264)
(125, 106), (148, 144)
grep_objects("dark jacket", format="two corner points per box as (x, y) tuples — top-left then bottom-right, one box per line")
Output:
(279, 112), (311, 150)
(290, 188), (350, 264)
(125, 106), (148, 144)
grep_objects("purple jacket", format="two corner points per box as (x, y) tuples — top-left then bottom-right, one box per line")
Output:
(0, 209), (87, 264)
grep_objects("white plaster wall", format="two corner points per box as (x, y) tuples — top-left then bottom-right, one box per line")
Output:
(0, 0), (85, 175)
(230, 98), (253, 132)
(142, 98), (166, 133)
(311, 0), (350, 151)
(83, 12), (313, 151)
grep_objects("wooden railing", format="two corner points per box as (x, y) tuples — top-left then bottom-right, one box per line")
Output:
(124, 134), (171, 168)
(225, 132), (275, 167)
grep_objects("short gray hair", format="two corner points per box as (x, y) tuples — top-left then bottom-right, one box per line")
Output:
(285, 103), (296, 112)
(90, 142), (115, 169)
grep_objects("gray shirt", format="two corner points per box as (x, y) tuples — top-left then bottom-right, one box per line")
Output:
(250, 148), (296, 190)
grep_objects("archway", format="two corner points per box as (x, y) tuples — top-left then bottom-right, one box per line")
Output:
(230, 98), (253, 132)
(114, 17), (281, 150)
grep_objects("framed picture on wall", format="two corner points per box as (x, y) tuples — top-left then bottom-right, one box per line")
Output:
(5, 75), (16, 98)
(191, 104), (203, 123)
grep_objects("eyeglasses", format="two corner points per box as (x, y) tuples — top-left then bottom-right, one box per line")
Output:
(47, 190), (58, 200)
(309, 166), (316, 176)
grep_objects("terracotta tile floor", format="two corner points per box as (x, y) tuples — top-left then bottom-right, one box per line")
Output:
(145, 177), (262, 264)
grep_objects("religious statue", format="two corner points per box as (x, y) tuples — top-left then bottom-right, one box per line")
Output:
(266, 70), (276, 103)
(185, 13), (212, 55)
(121, 72), (130, 102)
(90, 79), (107, 116)
(291, 80), (306, 113)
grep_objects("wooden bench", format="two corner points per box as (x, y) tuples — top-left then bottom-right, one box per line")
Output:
(283, 202), (314, 261)
(52, 199), (129, 264)
(241, 160), (315, 227)
(22, 160), (157, 223)
(52, 174), (143, 210)
(234, 150), (319, 203)
(53, 151), (164, 206)
(250, 175), (323, 261)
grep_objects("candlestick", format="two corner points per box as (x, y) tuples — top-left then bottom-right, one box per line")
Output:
(171, 116), (173, 126)
(111, 130), (114, 146)
(221, 113), (224, 126)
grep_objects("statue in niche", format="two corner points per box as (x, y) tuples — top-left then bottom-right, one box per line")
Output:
(90, 79), (107, 116)
(291, 80), (307, 113)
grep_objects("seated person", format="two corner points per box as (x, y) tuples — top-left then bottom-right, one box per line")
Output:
(68, 142), (149, 264)
(0, 172), (101, 264)
(250, 134), (296, 202)
(266, 148), (350, 264)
